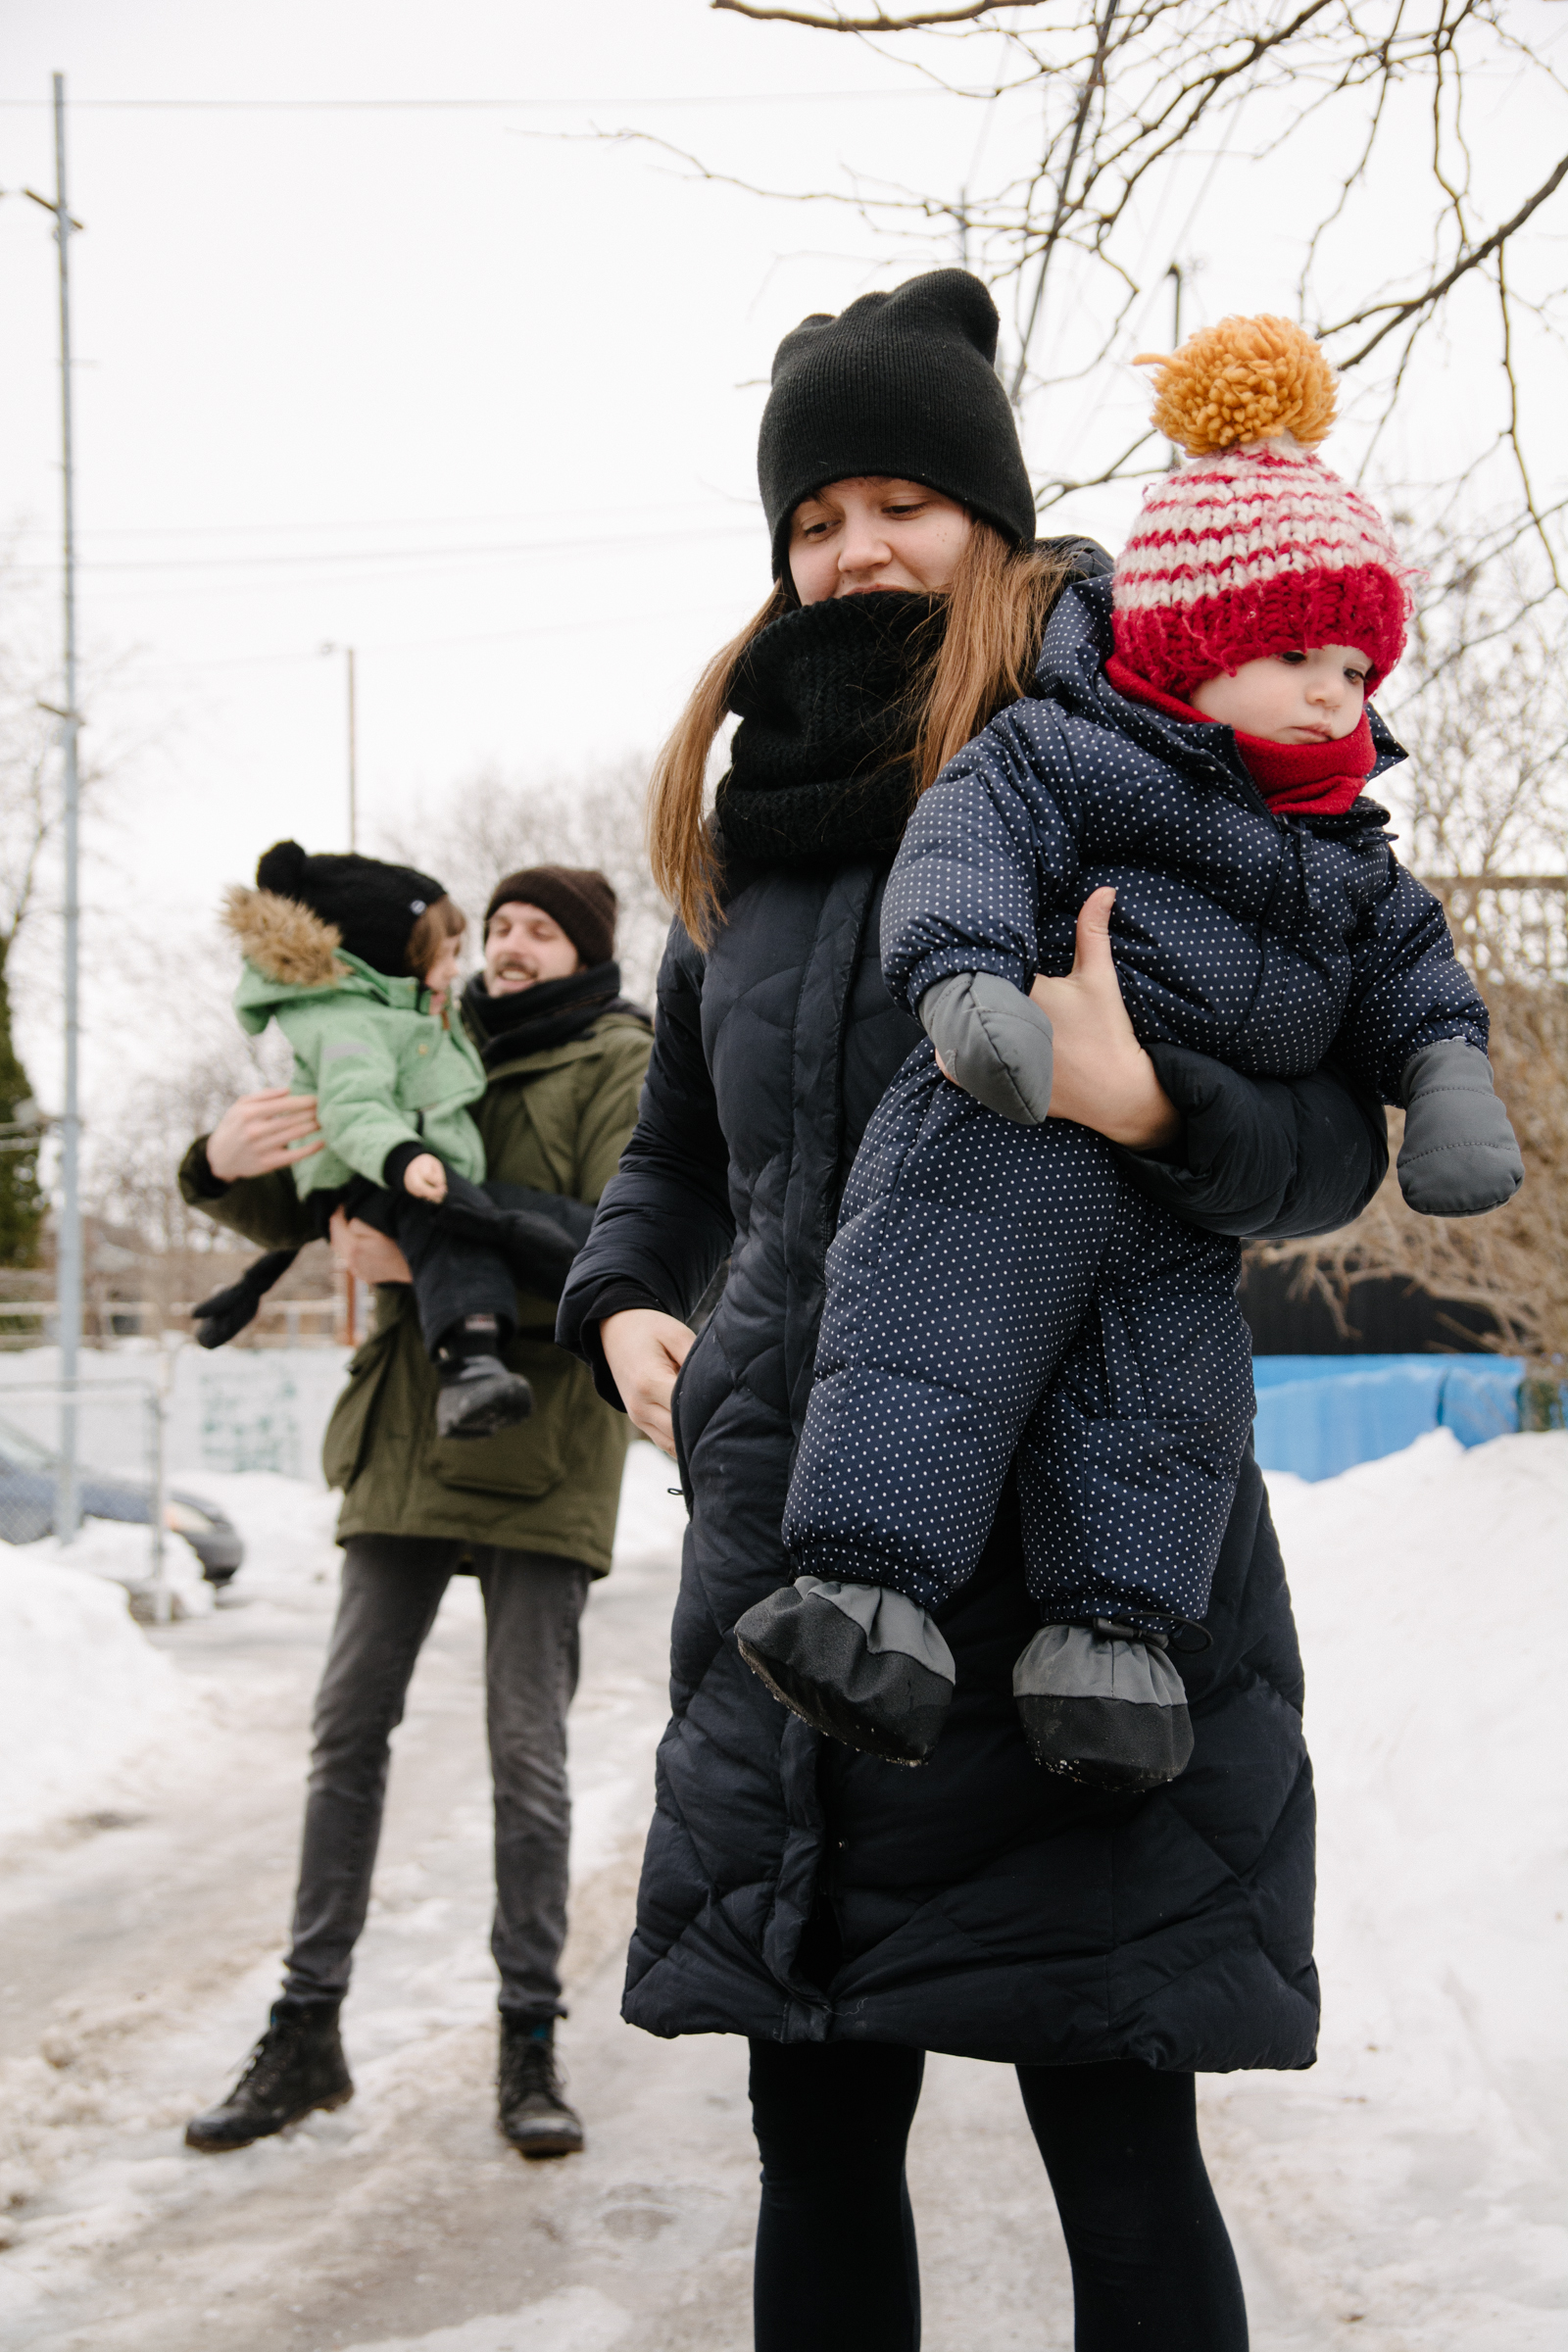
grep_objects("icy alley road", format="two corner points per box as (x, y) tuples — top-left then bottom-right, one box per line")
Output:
(1, 1436), (1564, 2352)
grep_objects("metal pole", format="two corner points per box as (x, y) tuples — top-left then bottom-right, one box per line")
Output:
(53, 71), (82, 1544)
(1165, 263), (1183, 473)
(346, 647), (358, 850)
(148, 1353), (171, 1625)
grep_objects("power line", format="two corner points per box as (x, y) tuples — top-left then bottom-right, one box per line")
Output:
(4, 497), (758, 542)
(133, 595), (752, 676)
(0, 89), (942, 113)
(5, 518), (762, 581)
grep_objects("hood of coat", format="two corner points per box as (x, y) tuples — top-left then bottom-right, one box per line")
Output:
(224, 885), (424, 1028)
(1038, 574), (1406, 811)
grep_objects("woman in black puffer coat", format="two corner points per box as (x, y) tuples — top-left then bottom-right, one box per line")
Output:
(558, 270), (1388, 2352)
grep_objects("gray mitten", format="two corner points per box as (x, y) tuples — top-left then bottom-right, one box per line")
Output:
(918, 971), (1054, 1125)
(1396, 1039), (1524, 1216)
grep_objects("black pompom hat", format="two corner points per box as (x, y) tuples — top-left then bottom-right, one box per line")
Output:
(757, 268), (1037, 581)
(256, 840), (447, 980)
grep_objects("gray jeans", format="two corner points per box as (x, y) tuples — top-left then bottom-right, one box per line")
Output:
(282, 1535), (590, 2018)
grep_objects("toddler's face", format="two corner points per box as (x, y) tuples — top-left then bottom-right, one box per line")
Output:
(422, 932), (464, 1007)
(1190, 647), (1371, 743)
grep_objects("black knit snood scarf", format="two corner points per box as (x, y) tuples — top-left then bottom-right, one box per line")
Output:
(715, 591), (946, 867)
(462, 960), (639, 1064)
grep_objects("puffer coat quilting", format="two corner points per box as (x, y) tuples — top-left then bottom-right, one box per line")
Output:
(558, 844), (1385, 2068)
(883, 575), (1488, 1098)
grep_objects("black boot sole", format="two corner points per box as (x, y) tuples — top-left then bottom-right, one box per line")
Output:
(737, 1638), (931, 1768)
(1015, 1693), (1193, 1790)
(501, 2117), (585, 2160)
(436, 1381), (534, 1442)
(184, 2082), (354, 2154)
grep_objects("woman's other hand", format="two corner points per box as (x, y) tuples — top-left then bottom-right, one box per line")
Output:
(600, 1307), (695, 1458)
(207, 1088), (323, 1182)
(1030, 888), (1181, 1152)
(328, 1209), (413, 1286)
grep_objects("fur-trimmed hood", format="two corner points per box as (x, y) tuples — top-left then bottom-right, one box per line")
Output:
(223, 885), (348, 990)
(226, 884), (425, 1041)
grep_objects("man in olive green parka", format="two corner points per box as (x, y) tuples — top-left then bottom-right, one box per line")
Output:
(178, 867), (652, 2163)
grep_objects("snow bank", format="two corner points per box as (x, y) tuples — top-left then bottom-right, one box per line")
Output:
(20, 1515), (216, 1616)
(0, 1471), (345, 1847)
(1271, 1428), (1566, 2105)
(0, 1548), (198, 1839)
(1240, 1430), (1568, 2333)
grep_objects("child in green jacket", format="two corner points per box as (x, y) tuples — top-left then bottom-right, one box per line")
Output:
(201, 840), (540, 1441)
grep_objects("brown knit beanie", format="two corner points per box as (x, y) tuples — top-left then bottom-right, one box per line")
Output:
(483, 865), (617, 967)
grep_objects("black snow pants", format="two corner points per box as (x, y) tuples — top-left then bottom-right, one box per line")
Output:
(783, 1051), (1254, 1631)
(326, 1167), (518, 1357)
(749, 2040), (1249, 2352)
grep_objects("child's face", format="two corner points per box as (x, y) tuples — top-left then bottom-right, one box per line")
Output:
(1190, 647), (1371, 743)
(422, 931), (464, 1005)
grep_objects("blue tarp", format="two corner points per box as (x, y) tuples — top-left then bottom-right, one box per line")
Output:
(1250, 1355), (1525, 1483)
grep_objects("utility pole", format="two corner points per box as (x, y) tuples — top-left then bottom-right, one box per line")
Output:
(26, 76), (83, 1542)
(346, 646), (358, 851)
(321, 642), (359, 849)
(1165, 263), (1184, 473)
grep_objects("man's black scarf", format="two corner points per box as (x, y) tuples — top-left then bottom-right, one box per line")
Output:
(715, 592), (945, 868)
(462, 960), (642, 1064)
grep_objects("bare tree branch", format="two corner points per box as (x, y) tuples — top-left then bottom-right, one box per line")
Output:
(711, 1), (1037, 25)
(1325, 149), (1568, 367)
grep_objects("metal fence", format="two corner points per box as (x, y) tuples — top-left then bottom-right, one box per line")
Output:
(0, 1372), (174, 1620)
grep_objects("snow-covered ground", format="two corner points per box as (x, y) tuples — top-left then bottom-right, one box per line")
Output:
(0, 1433), (1562, 2349)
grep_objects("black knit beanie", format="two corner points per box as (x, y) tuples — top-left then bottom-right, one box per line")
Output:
(758, 268), (1036, 581)
(256, 840), (447, 979)
(483, 865), (617, 968)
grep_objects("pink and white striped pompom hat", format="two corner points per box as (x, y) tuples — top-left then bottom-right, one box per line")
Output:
(1111, 315), (1410, 699)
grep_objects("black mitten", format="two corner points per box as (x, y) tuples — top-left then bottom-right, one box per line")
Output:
(1397, 1041), (1524, 1217)
(191, 1248), (301, 1348)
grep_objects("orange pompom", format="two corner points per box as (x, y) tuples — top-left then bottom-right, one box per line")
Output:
(1133, 315), (1337, 458)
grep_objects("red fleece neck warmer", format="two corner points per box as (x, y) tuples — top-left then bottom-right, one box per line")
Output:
(1103, 655), (1374, 816)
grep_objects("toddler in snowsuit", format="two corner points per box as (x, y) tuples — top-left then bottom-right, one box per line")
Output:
(197, 840), (564, 1441)
(737, 318), (1522, 1788)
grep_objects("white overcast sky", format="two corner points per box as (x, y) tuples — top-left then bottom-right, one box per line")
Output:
(1, 0), (1563, 1124)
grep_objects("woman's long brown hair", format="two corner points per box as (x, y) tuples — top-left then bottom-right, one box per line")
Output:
(647, 523), (1076, 947)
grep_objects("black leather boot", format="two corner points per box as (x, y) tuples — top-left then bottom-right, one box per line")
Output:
(184, 1999), (353, 2152)
(498, 2016), (584, 2160)
(435, 1315), (533, 1441)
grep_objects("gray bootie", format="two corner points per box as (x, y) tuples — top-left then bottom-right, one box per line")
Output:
(735, 1577), (956, 1767)
(1013, 1621), (1194, 1790)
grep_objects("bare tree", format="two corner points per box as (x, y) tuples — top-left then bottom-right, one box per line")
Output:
(628, 2), (1568, 579)
(1250, 976), (1568, 1373)
(387, 756), (672, 1006)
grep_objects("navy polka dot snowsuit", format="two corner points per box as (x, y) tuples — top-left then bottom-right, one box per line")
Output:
(782, 576), (1488, 1632)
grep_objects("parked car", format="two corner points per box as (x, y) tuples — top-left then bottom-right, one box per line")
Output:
(0, 1412), (245, 1584)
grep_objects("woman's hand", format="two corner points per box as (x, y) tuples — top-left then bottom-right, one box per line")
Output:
(207, 1088), (323, 1182)
(1030, 888), (1181, 1152)
(328, 1208), (413, 1286)
(600, 1307), (695, 1459)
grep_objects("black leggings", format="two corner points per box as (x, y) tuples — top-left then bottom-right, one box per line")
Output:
(749, 2040), (1248, 2352)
